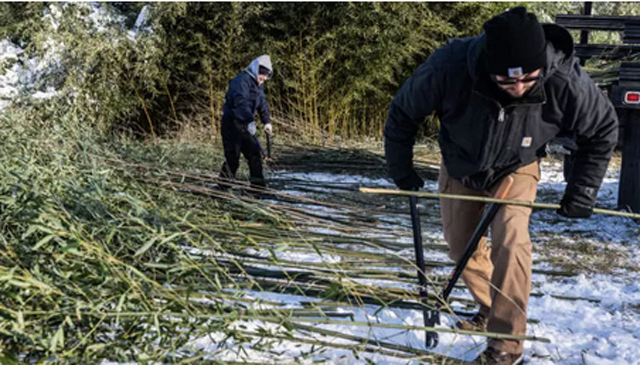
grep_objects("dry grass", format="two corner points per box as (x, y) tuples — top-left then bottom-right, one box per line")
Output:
(536, 236), (634, 274)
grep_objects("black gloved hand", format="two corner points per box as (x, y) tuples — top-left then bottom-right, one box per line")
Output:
(557, 184), (598, 219)
(557, 198), (594, 219)
(394, 170), (424, 191)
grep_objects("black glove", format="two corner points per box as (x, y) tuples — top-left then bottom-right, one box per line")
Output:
(394, 169), (424, 191)
(557, 184), (597, 219)
(557, 199), (593, 218)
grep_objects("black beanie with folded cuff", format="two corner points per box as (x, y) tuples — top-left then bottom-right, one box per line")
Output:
(483, 6), (547, 77)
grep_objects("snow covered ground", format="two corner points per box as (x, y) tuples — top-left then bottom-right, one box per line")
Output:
(188, 161), (640, 364)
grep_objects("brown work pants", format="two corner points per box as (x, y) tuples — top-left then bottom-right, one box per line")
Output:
(439, 162), (539, 354)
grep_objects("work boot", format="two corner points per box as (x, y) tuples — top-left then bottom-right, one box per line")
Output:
(474, 347), (524, 365)
(455, 311), (488, 331)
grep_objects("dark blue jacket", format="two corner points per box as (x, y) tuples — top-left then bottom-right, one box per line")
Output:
(222, 70), (271, 127)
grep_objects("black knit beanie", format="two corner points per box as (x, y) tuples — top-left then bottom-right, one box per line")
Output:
(483, 7), (547, 77)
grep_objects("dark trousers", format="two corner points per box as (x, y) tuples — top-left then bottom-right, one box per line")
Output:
(219, 120), (266, 188)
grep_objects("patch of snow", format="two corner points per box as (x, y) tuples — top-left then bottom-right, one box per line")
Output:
(128, 5), (152, 41)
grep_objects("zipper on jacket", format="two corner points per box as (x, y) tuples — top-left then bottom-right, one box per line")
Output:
(473, 90), (504, 119)
(473, 88), (547, 119)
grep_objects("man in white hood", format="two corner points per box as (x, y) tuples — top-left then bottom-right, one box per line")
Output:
(219, 55), (273, 190)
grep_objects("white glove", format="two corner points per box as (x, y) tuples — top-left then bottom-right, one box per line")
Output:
(263, 123), (272, 135)
(247, 121), (257, 135)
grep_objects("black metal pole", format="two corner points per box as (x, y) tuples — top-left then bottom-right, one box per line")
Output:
(266, 133), (272, 161)
(409, 194), (439, 348)
(579, 2), (593, 66)
(441, 201), (502, 303)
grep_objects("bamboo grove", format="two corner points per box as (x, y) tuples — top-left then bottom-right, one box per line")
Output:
(0, 2), (606, 142)
(4, 3), (638, 142)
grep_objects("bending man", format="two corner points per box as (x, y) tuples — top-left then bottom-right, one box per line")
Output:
(384, 7), (617, 365)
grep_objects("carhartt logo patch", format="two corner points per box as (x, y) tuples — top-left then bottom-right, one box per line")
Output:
(508, 67), (523, 78)
(521, 137), (532, 147)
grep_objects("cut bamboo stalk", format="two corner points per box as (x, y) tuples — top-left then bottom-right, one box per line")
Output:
(360, 188), (640, 219)
(21, 311), (551, 343)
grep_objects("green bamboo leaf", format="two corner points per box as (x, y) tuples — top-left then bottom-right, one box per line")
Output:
(50, 326), (64, 353)
(159, 232), (182, 245)
(63, 247), (82, 257)
(25, 278), (53, 292)
(105, 227), (118, 244)
(214, 273), (222, 290)
(21, 225), (41, 240)
(8, 280), (29, 288)
(311, 243), (324, 258)
(153, 314), (160, 336)
(16, 311), (24, 331)
(85, 343), (107, 353)
(134, 237), (158, 257)
(32, 234), (55, 251)
(116, 292), (127, 313)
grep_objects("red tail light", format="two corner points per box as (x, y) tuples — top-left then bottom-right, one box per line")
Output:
(624, 91), (640, 104)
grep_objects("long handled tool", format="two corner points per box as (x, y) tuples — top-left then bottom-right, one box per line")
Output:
(266, 132), (272, 162)
(253, 132), (274, 166)
(423, 175), (515, 348)
(408, 192), (439, 348)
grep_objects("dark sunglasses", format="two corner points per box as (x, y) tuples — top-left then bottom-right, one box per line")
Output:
(492, 74), (542, 85)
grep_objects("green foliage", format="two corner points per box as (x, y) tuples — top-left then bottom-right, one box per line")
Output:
(0, 96), (282, 362)
(46, 4), (168, 135)
(8, 2), (640, 142)
(587, 2), (640, 44)
(5, 2), (552, 142)
(0, 3), (47, 44)
(265, 3), (457, 140)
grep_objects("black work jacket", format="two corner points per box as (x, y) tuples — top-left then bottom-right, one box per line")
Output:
(385, 24), (618, 206)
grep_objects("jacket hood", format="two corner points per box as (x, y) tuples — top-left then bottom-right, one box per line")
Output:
(467, 23), (575, 81)
(245, 54), (273, 81)
(541, 23), (575, 76)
